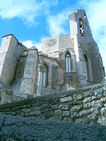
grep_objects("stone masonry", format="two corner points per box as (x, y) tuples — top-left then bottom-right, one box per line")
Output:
(0, 79), (106, 140)
(0, 9), (106, 141)
(0, 9), (105, 102)
(0, 79), (106, 125)
(0, 114), (106, 141)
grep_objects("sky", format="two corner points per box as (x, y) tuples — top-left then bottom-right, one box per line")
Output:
(0, 0), (106, 71)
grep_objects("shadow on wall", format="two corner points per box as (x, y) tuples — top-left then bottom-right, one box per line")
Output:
(0, 114), (106, 140)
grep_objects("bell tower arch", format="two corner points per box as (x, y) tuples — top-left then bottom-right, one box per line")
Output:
(68, 9), (104, 85)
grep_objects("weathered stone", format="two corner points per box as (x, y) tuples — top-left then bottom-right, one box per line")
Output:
(60, 96), (73, 102)
(3, 112), (16, 116)
(63, 117), (73, 122)
(94, 88), (104, 95)
(73, 93), (84, 100)
(0, 115), (105, 141)
(61, 104), (69, 110)
(51, 104), (59, 110)
(92, 100), (103, 108)
(83, 102), (92, 109)
(24, 112), (30, 117)
(75, 118), (90, 124)
(70, 111), (80, 118)
(62, 111), (70, 116)
(54, 110), (62, 115)
(101, 97), (106, 102)
(83, 96), (96, 103)
(30, 111), (41, 116)
(0, 75), (106, 126)
(71, 105), (82, 111)
(97, 116), (106, 126)
(45, 111), (53, 117)
(101, 107), (106, 116)
(49, 115), (62, 121)
(21, 108), (31, 113)
(1, 22), (103, 104)
(30, 106), (41, 111)
(79, 110), (91, 117)
(40, 103), (48, 110)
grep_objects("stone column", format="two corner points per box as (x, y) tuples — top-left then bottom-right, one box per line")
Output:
(36, 60), (43, 96)
(20, 47), (38, 98)
(48, 64), (52, 88)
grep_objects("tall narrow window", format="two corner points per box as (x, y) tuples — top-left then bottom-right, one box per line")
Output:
(79, 18), (84, 36)
(84, 54), (89, 80)
(66, 52), (71, 72)
(42, 64), (48, 87)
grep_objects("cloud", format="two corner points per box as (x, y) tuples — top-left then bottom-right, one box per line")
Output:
(46, 9), (72, 36)
(22, 40), (42, 51)
(0, 0), (41, 25)
(0, 0), (59, 25)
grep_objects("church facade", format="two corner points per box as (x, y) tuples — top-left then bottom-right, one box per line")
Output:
(0, 9), (105, 99)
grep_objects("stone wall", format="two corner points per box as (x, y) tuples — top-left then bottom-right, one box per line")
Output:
(0, 82), (106, 125)
(69, 9), (105, 85)
(20, 47), (38, 97)
(0, 35), (21, 87)
(0, 113), (106, 141)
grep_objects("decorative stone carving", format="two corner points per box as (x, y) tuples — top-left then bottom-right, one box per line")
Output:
(47, 39), (57, 46)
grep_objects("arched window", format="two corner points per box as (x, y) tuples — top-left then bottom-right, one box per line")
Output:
(79, 18), (84, 36)
(42, 64), (48, 87)
(66, 52), (71, 72)
(84, 54), (89, 80)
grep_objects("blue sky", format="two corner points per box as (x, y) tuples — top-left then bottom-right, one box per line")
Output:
(0, 0), (106, 71)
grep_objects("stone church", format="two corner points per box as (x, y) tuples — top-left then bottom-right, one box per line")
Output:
(0, 9), (105, 99)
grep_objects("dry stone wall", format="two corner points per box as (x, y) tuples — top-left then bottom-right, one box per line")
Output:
(0, 113), (106, 141)
(0, 82), (106, 125)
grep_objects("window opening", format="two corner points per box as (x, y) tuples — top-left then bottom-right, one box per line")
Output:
(79, 18), (84, 36)
(66, 52), (71, 72)
(84, 54), (89, 80)
(42, 64), (48, 87)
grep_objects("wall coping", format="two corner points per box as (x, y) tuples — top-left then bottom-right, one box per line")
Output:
(0, 83), (103, 110)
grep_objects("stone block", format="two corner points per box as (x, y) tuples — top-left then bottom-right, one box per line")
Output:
(30, 111), (41, 116)
(100, 107), (106, 116)
(51, 104), (59, 110)
(63, 117), (73, 122)
(92, 100), (103, 108)
(83, 102), (92, 109)
(94, 88), (104, 95)
(79, 109), (91, 117)
(54, 110), (62, 115)
(49, 115), (62, 121)
(30, 107), (41, 111)
(73, 93), (84, 100)
(61, 104), (69, 110)
(25, 112), (30, 117)
(45, 111), (53, 117)
(60, 96), (73, 102)
(21, 108), (31, 113)
(75, 118), (90, 124)
(71, 105), (82, 111)
(83, 96), (96, 103)
(62, 111), (70, 116)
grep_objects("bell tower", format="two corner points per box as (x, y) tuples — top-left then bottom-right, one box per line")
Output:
(68, 9), (105, 85)
(69, 9), (93, 41)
